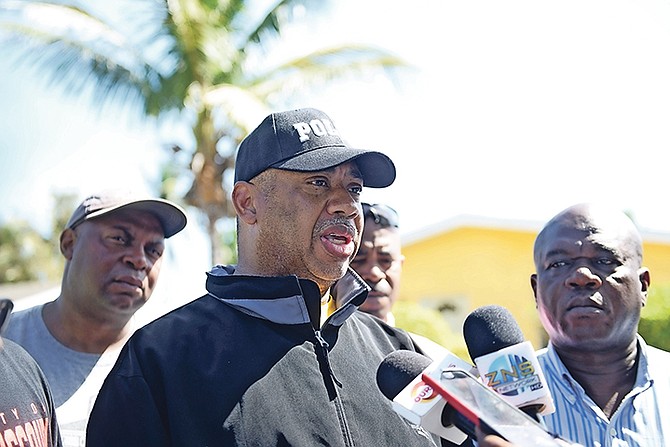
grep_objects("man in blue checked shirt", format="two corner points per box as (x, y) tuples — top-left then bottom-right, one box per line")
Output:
(530, 203), (669, 446)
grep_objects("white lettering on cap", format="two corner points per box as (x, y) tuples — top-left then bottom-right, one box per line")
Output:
(293, 119), (340, 142)
(293, 123), (312, 142)
(310, 119), (327, 136)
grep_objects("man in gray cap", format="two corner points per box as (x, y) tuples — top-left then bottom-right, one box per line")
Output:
(5, 191), (187, 447)
(86, 108), (453, 446)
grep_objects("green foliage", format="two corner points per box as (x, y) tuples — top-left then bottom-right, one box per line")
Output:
(393, 300), (469, 360)
(639, 284), (670, 351)
(0, 220), (62, 283)
(0, 0), (409, 266)
(0, 192), (76, 285)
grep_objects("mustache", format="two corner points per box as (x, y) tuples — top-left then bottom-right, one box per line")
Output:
(313, 216), (359, 239)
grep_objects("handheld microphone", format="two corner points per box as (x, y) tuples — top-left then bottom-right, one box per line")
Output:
(376, 350), (472, 445)
(462, 305), (555, 417)
(377, 350), (580, 447)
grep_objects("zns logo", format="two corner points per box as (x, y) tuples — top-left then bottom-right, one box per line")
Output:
(485, 359), (534, 387)
(293, 119), (339, 142)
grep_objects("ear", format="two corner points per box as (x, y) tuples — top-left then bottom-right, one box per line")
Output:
(232, 181), (258, 225)
(60, 228), (76, 260)
(639, 267), (650, 307)
(530, 274), (539, 308)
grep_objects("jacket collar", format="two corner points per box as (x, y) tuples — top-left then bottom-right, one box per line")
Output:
(206, 265), (369, 328)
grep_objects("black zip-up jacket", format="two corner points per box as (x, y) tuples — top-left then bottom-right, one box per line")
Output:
(86, 266), (442, 446)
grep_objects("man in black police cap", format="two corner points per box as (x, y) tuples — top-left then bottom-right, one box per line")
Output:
(86, 108), (454, 446)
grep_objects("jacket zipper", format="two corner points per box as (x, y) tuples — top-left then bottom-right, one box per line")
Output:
(315, 329), (355, 446)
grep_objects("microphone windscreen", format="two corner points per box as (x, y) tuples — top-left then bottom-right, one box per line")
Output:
(376, 350), (432, 400)
(463, 305), (524, 362)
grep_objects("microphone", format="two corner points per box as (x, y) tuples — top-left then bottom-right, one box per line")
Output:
(377, 350), (580, 447)
(462, 305), (555, 417)
(376, 350), (472, 444)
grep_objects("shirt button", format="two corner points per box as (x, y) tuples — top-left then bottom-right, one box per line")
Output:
(566, 394), (576, 404)
(610, 427), (616, 437)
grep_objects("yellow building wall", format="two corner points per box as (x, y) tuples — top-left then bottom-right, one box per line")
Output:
(400, 225), (670, 354)
(641, 241), (670, 286)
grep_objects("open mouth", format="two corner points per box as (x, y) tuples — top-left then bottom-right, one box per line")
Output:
(324, 232), (352, 245)
(320, 223), (356, 258)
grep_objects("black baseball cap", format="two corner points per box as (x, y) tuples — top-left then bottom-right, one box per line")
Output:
(234, 108), (396, 188)
(362, 203), (400, 228)
(65, 191), (187, 238)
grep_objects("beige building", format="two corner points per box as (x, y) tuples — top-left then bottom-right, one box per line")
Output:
(400, 214), (670, 350)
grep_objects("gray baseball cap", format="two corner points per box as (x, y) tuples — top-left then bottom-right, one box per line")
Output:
(66, 191), (187, 238)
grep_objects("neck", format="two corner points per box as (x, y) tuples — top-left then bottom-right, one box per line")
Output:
(234, 261), (334, 297)
(42, 298), (135, 354)
(555, 338), (639, 418)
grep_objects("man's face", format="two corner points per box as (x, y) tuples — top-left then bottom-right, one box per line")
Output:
(62, 208), (166, 317)
(348, 218), (403, 321)
(254, 162), (364, 293)
(530, 212), (648, 352)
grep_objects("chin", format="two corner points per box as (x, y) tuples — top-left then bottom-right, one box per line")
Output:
(316, 266), (349, 283)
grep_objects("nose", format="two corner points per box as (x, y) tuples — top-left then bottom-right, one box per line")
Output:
(326, 187), (358, 220)
(356, 253), (386, 286)
(123, 246), (149, 271)
(565, 266), (602, 289)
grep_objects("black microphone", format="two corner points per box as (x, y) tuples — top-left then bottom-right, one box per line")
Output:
(377, 349), (580, 447)
(376, 350), (475, 442)
(462, 305), (554, 419)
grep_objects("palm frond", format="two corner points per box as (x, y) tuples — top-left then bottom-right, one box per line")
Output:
(240, 0), (327, 48)
(204, 82), (271, 133)
(0, 0), (183, 115)
(249, 44), (412, 98)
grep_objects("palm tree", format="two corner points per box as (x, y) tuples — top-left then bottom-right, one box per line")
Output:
(0, 0), (407, 264)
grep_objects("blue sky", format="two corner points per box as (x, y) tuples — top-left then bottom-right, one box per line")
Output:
(3, 0), (670, 247)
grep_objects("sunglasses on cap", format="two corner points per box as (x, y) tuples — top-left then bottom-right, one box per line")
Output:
(0, 298), (13, 336)
(362, 203), (399, 228)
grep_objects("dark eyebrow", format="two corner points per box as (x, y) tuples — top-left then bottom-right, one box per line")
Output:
(109, 224), (133, 236)
(110, 224), (165, 245)
(544, 248), (568, 259)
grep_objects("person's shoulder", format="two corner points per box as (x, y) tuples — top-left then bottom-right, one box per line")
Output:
(3, 303), (45, 340)
(645, 343), (670, 360)
(407, 332), (450, 361)
(7, 302), (43, 321)
(535, 346), (549, 357)
(350, 309), (385, 325)
(638, 335), (670, 360)
(349, 310), (415, 342)
(131, 294), (215, 338)
(640, 342), (670, 385)
(0, 337), (43, 372)
(1, 337), (29, 356)
(535, 345), (556, 371)
(351, 309), (397, 329)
